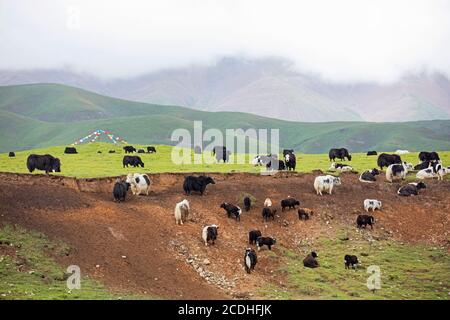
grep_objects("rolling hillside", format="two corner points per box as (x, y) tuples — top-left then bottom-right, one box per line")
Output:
(1, 57), (450, 122)
(0, 83), (450, 153)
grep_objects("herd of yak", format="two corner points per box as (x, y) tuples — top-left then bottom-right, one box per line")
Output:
(6, 145), (449, 275)
(109, 148), (447, 275)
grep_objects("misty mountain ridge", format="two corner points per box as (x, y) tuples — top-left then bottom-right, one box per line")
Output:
(1, 83), (449, 153)
(1, 57), (449, 122)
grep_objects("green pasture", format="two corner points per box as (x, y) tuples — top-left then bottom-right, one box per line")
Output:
(0, 142), (449, 178)
(261, 229), (450, 300)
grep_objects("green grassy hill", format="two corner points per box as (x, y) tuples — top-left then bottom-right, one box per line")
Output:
(1, 83), (450, 153)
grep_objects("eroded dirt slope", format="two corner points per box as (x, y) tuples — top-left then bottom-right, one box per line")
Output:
(0, 172), (449, 299)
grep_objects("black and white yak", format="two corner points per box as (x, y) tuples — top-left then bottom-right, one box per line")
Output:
(359, 168), (380, 183)
(284, 153), (296, 171)
(202, 225), (218, 246)
(126, 173), (151, 195)
(397, 182), (426, 196)
(314, 175), (341, 195)
(244, 248), (257, 274)
(256, 236), (276, 251)
(174, 199), (190, 225)
(385, 162), (413, 182)
(220, 202), (242, 221)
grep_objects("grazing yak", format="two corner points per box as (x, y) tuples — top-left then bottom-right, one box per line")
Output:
(281, 198), (300, 211)
(284, 153), (296, 171)
(298, 208), (313, 220)
(220, 202), (242, 221)
(357, 215), (375, 229)
(419, 151), (440, 162)
(137, 149), (145, 153)
(123, 155), (144, 168)
(329, 148), (351, 161)
(397, 182), (426, 196)
(367, 151), (377, 156)
(8, 152), (15, 157)
(283, 149), (294, 156)
(123, 146), (136, 154)
(364, 199), (382, 212)
(147, 146), (157, 153)
(174, 199), (190, 225)
(202, 225), (218, 246)
(264, 198), (273, 207)
(64, 147), (77, 154)
(359, 168), (380, 183)
(262, 207), (277, 222)
(183, 175), (215, 195)
(314, 175), (341, 195)
(112, 179), (130, 202)
(27, 154), (61, 173)
(108, 150), (116, 154)
(344, 255), (359, 269)
(212, 146), (226, 156)
(194, 146), (202, 154)
(126, 173), (151, 195)
(249, 230), (262, 244)
(216, 149), (231, 163)
(256, 236), (276, 251)
(385, 162), (411, 182)
(244, 248), (258, 274)
(395, 149), (410, 155)
(330, 163), (353, 172)
(377, 153), (402, 170)
(303, 252), (319, 268)
(243, 197), (251, 211)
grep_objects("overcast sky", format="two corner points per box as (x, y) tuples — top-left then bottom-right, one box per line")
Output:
(1, 0), (449, 82)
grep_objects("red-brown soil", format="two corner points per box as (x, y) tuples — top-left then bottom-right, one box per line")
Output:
(0, 172), (449, 299)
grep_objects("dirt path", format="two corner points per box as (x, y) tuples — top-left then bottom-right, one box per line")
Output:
(0, 172), (449, 299)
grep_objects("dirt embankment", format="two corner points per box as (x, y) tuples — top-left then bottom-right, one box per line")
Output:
(0, 172), (449, 299)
